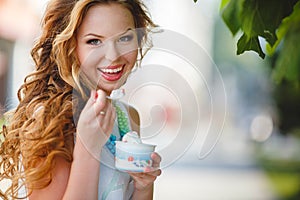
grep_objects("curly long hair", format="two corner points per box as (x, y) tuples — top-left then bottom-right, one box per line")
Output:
(0, 0), (155, 199)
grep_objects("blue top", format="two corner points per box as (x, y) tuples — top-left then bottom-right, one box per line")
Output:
(98, 101), (134, 200)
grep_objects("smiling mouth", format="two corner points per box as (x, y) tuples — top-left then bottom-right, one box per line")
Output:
(98, 65), (125, 81)
(100, 66), (123, 74)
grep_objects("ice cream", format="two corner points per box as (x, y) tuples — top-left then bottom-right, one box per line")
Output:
(115, 131), (156, 172)
(107, 89), (125, 100)
(122, 131), (142, 144)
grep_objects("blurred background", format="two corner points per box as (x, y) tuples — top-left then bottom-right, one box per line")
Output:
(1, 0), (300, 199)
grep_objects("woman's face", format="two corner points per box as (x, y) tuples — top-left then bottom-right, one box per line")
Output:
(76, 3), (138, 94)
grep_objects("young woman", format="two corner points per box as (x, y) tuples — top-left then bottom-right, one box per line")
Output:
(0, 0), (161, 199)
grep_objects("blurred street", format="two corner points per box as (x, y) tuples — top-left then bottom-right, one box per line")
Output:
(154, 166), (275, 200)
(140, 122), (279, 200)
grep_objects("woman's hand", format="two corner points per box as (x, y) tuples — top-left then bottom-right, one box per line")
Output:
(129, 152), (162, 192)
(76, 90), (116, 160)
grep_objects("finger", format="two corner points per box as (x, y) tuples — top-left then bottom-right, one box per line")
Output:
(100, 104), (113, 132)
(145, 169), (162, 177)
(93, 90), (107, 115)
(83, 90), (106, 118)
(107, 106), (116, 133)
(129, 173), (148, 184)
(151, 152), (161, 168)
(129, 169), (161, 179)
(141, 153), (161, 172)
(110, 106), (116, 125)
(128, 172), (141, 179)
(129, 172), (159, 189)
(102, 102), (114, 119)
(84, 90), (97, 108)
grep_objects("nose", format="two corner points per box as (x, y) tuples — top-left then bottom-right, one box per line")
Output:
(105, 41), (120, 61)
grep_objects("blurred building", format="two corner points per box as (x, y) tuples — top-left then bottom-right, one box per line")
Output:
(0, 0), (41, 114)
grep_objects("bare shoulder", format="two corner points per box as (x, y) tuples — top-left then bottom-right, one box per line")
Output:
(29, 156), (71, 199)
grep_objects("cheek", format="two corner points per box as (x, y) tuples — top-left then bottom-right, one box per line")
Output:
(76, 48), (89, 75)
(76, 47), (100, 71)
(76, 46), (85, 66)
(125, 50), (138, 68)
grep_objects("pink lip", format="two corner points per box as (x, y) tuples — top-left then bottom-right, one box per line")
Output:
(98, 64), (125, 82)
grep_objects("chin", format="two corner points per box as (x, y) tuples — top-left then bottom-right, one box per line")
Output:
(98, 84), (121, 94)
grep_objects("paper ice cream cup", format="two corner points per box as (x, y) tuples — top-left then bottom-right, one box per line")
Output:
(115, 141), (156, 172)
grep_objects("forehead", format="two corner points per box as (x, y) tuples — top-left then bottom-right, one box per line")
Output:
(78, 3), (135, 36)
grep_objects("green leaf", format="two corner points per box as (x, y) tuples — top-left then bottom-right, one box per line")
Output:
(272, 2), (300, 84)
(221, 0), (244, 36)
(220, 0), (231, 9)
(240, 0), (280, 46)
(193, 0), (198, 3)
(234, 0), (296, 58)
(267, 1), (300, 55)
(237, 33), (265, 58)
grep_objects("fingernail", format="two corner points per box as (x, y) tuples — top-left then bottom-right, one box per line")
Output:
(144, 167), (151, 172)
(91, 90), (97, 102)
(151, 153), (156, 159)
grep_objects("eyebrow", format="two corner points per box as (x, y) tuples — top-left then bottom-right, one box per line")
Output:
(83, 28), (134, 38)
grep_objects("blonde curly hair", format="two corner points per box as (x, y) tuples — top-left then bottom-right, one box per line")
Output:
(0, 0), (155, 198)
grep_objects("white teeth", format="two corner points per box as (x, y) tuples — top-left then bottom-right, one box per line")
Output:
(101, 67), (123, 73)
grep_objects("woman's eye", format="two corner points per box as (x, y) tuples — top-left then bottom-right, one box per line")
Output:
(118, 34), (134, 42)
(87, 39), (102, 46)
